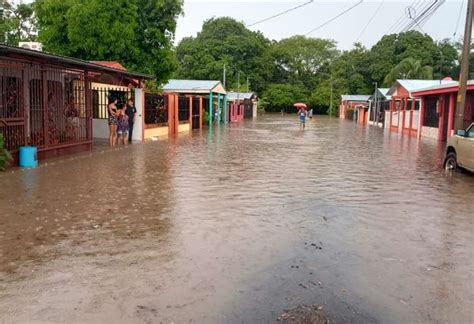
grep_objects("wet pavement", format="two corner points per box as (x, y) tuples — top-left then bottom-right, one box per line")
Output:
(0, 115), (473, 323)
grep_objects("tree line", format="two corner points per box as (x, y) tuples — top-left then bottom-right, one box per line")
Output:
(1, 1), (472, 114)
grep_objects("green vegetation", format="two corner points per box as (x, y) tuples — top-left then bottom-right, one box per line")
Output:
(0, 133), (13, 171)
(175, 18), (463, 114)
(34, 0), (184, 84)
(1, 7), (469, 115)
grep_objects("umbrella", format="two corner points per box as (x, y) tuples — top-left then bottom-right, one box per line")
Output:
(294, 103), (307, 109)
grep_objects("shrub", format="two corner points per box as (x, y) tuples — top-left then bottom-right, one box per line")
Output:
(345, 108), (355, 120)
(0, 133), (13, 171)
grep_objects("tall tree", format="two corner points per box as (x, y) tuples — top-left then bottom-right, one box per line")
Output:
(0, 1), (36, 45)
(269, 36), (338, 90)
(384, 57), (433, 86)
(175, 17), (271, 93)
(35, 0), (183, 83)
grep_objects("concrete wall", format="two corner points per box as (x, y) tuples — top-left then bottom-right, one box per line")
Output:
(134, 88), (144, 142)
(144, 126), (168, 140)
(93, 119), (109, 139)
(178, 123), (190, 133)
(421, 126), (438, 140)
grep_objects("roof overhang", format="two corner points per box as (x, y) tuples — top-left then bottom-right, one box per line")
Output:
(0, 45), (155, 81)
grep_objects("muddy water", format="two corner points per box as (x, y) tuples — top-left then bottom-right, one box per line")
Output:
(0, 115), (473, 323)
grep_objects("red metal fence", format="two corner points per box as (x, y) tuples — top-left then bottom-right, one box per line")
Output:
(0, 58), (92, 156)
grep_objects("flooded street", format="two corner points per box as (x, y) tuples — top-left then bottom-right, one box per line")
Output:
(0, 115), (473, 323)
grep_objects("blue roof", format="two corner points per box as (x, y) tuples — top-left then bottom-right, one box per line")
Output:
(341, 95), (370, 102)
(163, 79), (224, 93)
(227, 92), (255, 101)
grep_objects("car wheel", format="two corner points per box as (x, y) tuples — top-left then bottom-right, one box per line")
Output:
(444, 152), (458, 171)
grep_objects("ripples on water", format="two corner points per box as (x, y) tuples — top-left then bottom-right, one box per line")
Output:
(0, 115), (473, 323)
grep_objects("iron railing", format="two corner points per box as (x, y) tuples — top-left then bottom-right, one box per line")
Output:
(92, 87), (132, 119)
(144, 93), (167, 126)
(0, 58), (92, 154)
(178, 96), (190, 122)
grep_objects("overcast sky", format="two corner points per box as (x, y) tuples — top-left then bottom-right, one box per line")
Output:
(175, 0), (468, 49)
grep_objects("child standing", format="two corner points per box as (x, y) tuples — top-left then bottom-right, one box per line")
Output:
(117, 107), (129, 145)
(298, 108), (307, 130)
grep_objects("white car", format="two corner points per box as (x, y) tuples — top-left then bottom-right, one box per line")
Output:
(444, 123), (474, 172)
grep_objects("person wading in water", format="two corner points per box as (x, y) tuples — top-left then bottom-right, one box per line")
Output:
(298, 108), (307, 130)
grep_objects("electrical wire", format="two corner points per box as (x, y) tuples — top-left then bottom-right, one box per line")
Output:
(386, 0), (420, 34)
(453, 0), (465, 41)
(305, 0), (364, 36)
(356, 0), (384, 42)
(246, 0), (314, 28)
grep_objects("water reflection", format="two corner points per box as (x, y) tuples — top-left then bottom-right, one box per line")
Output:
(0, 115), (472, 323)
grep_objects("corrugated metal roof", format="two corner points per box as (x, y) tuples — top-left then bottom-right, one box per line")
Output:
(163, 79), (221, 92)
(411, 80), (474, 94)
(227, 92), (255, 101)
(388, 79), (456, 96)
(340, 95), (370, 101)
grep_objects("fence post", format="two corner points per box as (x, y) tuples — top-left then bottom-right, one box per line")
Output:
(189, 96), (193, 129)
(134, 87), (144, 142)
(209, 92), (213, 126)
(199, 96), (203, 129)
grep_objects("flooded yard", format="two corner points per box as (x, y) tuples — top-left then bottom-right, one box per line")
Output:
(0, 115), (473, 323)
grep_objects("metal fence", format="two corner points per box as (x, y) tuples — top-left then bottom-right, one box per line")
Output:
(0, 58), (92, 154)
(92, 87), (133, 119)
(178, 96), (190, 123)
(144, 93), (167, 126)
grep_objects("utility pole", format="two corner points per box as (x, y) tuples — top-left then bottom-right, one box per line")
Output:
(237, 71), (240, 102)
(454, 0), (473, 131)
(223, 64), (226, 89)
(373, 82), (378, 125)
(246, 77), (249, 92)
(330, 78), (333, 117)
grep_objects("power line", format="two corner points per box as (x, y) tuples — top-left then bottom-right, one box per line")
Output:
(356, 0), (385, 42)
(453, 0), (465, 41)
(246, 0), (314, 28)
(386, 0), (420, 34)
(305, 0), (364, 36)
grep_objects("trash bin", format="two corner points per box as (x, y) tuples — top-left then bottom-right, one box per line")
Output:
(19, 146), (38, 168)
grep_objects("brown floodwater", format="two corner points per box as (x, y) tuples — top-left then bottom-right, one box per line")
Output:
(0, 115), (473, 323)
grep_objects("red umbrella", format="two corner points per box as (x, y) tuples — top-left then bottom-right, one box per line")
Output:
(294, 103), (307, 109)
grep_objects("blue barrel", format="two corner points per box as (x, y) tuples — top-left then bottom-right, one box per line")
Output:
(19, 146), (38, 168)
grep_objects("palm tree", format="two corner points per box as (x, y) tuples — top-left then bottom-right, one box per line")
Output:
(384, 58), (433, 86)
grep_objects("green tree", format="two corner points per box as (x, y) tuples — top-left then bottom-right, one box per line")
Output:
(384, 57), (433, 86)
(35, 0), (183, 83)
(175, 17), (271, 93)
(268, 36), (338, 90)
(261, 83), (310, 112)
(0, 1), (36, 45)
(369, 31), (457, 86)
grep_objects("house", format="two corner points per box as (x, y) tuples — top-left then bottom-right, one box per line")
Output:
(339, 95), (370, 123)
(367, 88), (391, 128)
(163, 79), (227, 128)
(226, 92), (257, 122)
(88, 61), (140, 140)
(411, 81), (474, 141)
(385, 79), (456, 136)
(0, 44), (153, 162)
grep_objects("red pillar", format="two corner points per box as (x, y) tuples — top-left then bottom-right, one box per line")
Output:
(447, 92), (455, 139)
(419, 96), (425, 139)
(199, 96), (203, 129)
(438, 94), (445, 141)
(409, 98), (415, 133)
(189, 96), (193, 129)
(401, 98), (406, 133)
(168, 94), (175, 135)
(390, 97), (395, 131)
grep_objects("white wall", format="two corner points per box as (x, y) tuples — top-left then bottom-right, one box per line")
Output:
(93, 119), (109, 139)
(133, 88), (144, 142)
(421, 126), (438, 140)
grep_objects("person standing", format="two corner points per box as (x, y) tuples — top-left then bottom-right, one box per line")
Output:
(108, 98), (119, 147)
(125, 98), (136, 143)
(117, 107), (130, 145)
(298, 108), (307, 130)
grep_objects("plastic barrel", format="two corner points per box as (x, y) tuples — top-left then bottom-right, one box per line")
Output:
(19, 146), (38, 168)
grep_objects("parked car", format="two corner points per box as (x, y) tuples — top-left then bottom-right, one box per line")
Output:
(444, 123), (474, 172)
